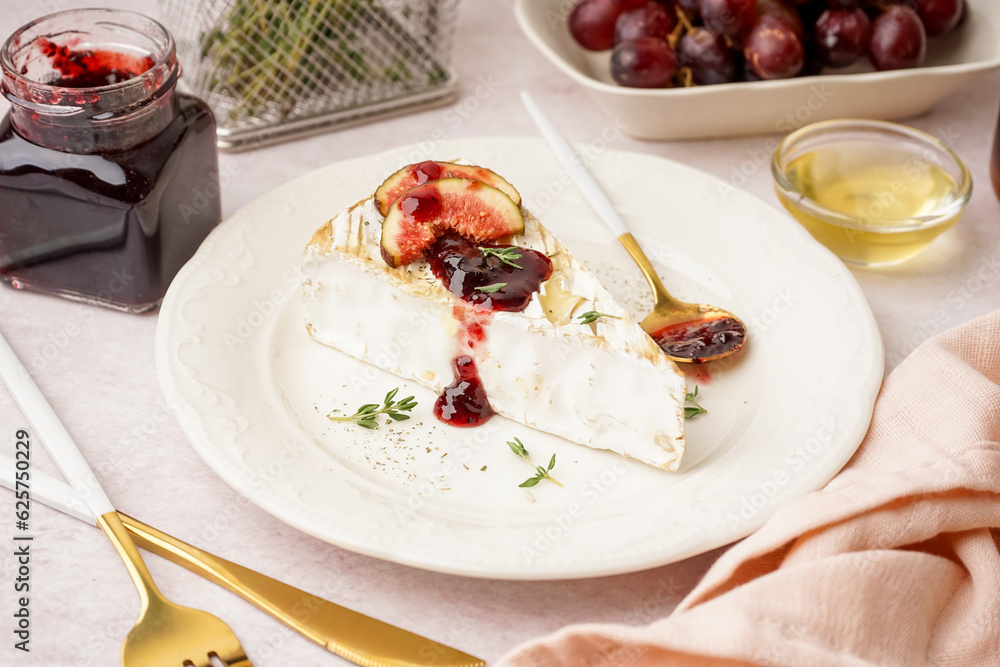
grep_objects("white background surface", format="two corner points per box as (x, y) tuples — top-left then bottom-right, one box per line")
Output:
(1, 1), (999, 665)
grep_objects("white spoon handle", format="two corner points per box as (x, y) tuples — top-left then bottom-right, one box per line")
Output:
(520, 90), (630, 238)
(0, 330), (114, 517)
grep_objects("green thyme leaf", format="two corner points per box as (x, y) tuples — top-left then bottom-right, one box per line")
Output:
(507, 438), (562, 489)
(328, 387), (418, 428)
(507, 437), (529, 459)
(577, 311), (621, 325)
(480, 247), (523, 269)
(685, 387), (708, 420)
(475, 282), (508, 294)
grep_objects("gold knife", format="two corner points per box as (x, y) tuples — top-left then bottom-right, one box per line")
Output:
(0, 456), (484, 667)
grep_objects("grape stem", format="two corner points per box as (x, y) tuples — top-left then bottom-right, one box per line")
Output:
(669, 6), (695, 49)
(679, 67), (694, 88)
(675, 5), (695, 32)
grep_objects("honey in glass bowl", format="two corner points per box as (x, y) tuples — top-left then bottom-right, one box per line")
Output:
(773, 120), (971, 268)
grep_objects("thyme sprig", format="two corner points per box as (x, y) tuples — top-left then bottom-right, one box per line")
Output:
(507, 437), (562, 488)
(480, 247), (523, 269)
(577, 310), (621, 325)
(685, 387), (708, 420)
(328, 388), (417, 429)
(475, 282), (508, 293)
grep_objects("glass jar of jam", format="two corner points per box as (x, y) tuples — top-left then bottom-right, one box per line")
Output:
(0, 9), (220, 313)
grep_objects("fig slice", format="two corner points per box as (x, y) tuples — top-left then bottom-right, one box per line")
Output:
(380, 178), (525, 267)
(374, 161), (522, 216)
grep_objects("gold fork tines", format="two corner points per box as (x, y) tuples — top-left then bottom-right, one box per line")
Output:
(98, 512), (252, 667)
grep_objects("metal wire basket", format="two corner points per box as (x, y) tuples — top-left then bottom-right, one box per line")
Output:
(159, 0), (460, 151)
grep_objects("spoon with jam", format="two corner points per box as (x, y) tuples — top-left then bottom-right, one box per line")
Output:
(521, 92), (747, 364)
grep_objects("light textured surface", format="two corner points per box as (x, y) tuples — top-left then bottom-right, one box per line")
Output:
(0, 0), (999, 665)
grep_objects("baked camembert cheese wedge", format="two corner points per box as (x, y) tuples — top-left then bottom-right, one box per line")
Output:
(302, 161), (687, 470)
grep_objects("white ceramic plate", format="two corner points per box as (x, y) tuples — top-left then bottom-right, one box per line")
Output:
(515, 0), (1000, 140)
(156, 137), (883, 580)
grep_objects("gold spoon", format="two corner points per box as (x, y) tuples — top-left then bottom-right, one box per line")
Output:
(521, 92), (747, 363)
(618, 233), (746, 363)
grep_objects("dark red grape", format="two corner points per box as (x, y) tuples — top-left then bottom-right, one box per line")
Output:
(700, 0), (758, 37)
(824, 0), (858, 8)
(676, 0), (700, 11)
(677, 27), (738, 84)
(570, 0), (625, 51)
(815, 8), (871, 67)
(610, 37), (678, 87)
(615, 0), (650, 8)
(744, 14), (804, 79)
(869, 6), (926, 71)
(615, 1), (676, 43)
(915, 0), (963, 36)
(755, 0), (804, 38)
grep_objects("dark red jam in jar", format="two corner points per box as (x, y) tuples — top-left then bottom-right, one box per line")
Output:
(0, 9), (220, 312)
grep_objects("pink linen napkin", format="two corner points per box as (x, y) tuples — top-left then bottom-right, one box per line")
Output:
(500, 310), (1000, 667)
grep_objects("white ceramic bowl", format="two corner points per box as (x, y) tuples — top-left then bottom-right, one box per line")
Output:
(515, 0), (1000, 140)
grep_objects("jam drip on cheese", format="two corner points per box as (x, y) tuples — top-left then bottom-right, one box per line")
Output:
(427, 233), (553, 427)
(434, 307), (494, 427)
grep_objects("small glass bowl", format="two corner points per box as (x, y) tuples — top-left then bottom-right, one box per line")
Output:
(772, 119), (972, 267)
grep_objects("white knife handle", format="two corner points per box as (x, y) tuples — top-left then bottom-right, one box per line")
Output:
(0, 331), (114, 517)
(0, 453), (95, 524)
(520, 91), (630, 238)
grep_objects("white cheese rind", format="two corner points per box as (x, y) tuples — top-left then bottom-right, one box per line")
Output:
(302, 197), (687, 470)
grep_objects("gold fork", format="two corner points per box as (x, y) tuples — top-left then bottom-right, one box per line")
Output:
(0, 329), (251, 667)
(100, 512), (251, 667)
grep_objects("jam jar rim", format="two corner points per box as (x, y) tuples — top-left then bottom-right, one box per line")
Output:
(0, 8), (177, 109)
